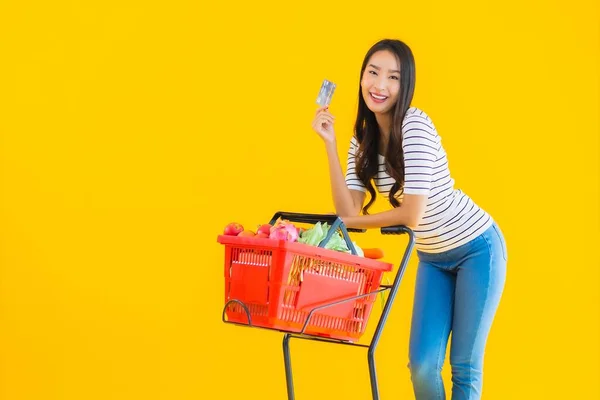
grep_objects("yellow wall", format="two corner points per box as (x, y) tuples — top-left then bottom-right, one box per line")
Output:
(1, 0), (598, 399)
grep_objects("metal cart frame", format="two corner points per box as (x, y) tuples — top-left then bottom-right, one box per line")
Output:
(221, 212), (415, 400)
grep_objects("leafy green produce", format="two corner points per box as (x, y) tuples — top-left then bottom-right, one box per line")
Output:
(298, 222), (363, 257)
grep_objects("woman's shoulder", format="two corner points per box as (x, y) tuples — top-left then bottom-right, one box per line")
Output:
(404, 106), (433, 122)
(403, 106), (438, 136)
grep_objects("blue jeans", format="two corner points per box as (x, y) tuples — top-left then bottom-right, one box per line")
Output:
(408, 222), (507, 400)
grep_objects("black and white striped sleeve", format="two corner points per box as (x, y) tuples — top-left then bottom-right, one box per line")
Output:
(402, 114), (439, 195)
(345, 136), (367, 192)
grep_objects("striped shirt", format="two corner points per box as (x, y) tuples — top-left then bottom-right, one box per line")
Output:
(345, 107), (493, 253)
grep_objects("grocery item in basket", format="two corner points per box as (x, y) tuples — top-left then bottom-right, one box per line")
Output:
(363, 248), (385, 260)
(257, 224), (272, 236)
(222, 219), (301, 241)
(223, 222), (244, 236)
(269, 219), (298, 242)
(298, 222), (363, 257)
(269, 218), (299, 242)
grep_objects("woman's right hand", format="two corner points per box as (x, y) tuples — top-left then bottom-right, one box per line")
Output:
(312, 106), (336, 144)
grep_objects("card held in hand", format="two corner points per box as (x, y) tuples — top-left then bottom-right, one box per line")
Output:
(316, 79), (336, 107)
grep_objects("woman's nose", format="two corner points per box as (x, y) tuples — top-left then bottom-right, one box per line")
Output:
(374, 78), (387, 92)
(375, 81), (386, 92)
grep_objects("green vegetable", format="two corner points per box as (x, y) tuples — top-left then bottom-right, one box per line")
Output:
(298, 222), (364, 257)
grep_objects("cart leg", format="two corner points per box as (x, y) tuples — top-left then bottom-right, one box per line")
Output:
(283, 333), (295, 400)
(368, 231), (414, 400)
(368, 348), (380, 400)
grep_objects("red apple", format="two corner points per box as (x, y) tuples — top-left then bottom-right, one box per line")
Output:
(257, 224), (272, 236)
(224, 222), (244, 236)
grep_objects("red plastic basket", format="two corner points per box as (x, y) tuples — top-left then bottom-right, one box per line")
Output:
(218, 234), (393, 342)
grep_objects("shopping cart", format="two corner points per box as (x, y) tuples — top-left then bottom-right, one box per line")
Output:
(218, 211), (415, 400)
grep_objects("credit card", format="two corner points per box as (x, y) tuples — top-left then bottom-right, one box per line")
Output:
(316, 79), (336, 106)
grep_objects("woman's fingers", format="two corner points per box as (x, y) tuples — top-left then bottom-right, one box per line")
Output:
(315, 115), (334, 127)
(315, 107), (335, 119)
(315, 105), (328, 115)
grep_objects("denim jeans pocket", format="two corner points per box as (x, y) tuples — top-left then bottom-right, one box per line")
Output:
(492, 223), (508, 262)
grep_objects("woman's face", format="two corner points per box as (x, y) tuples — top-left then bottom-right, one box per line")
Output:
(361, 50), (401, 115)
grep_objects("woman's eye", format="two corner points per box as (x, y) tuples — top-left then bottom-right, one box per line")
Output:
(369, 70), (377, 75)
(390, 76), (399, 80)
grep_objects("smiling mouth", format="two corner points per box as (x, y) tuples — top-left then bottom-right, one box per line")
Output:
(370, 93), (388, 103)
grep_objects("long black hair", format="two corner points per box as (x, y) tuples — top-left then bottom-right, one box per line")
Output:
(354, 39), (416, 215)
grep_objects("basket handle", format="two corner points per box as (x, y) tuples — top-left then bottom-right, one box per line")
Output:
(269, 211), (363, 232)
(269, 211), (361, 255)
(381, 225), (412, 235)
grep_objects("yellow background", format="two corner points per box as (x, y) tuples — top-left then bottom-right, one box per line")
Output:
(1, 0), (598, 399)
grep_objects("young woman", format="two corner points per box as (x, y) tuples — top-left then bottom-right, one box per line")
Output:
(311, 38), (507, 400)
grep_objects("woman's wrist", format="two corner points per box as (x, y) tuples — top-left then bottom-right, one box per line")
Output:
(324, 139), (337, 153)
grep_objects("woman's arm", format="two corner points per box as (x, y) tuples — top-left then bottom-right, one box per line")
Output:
(341, 193), (428, 229)
(324, 141), (365, 217)
(312, 106), (365, 217)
